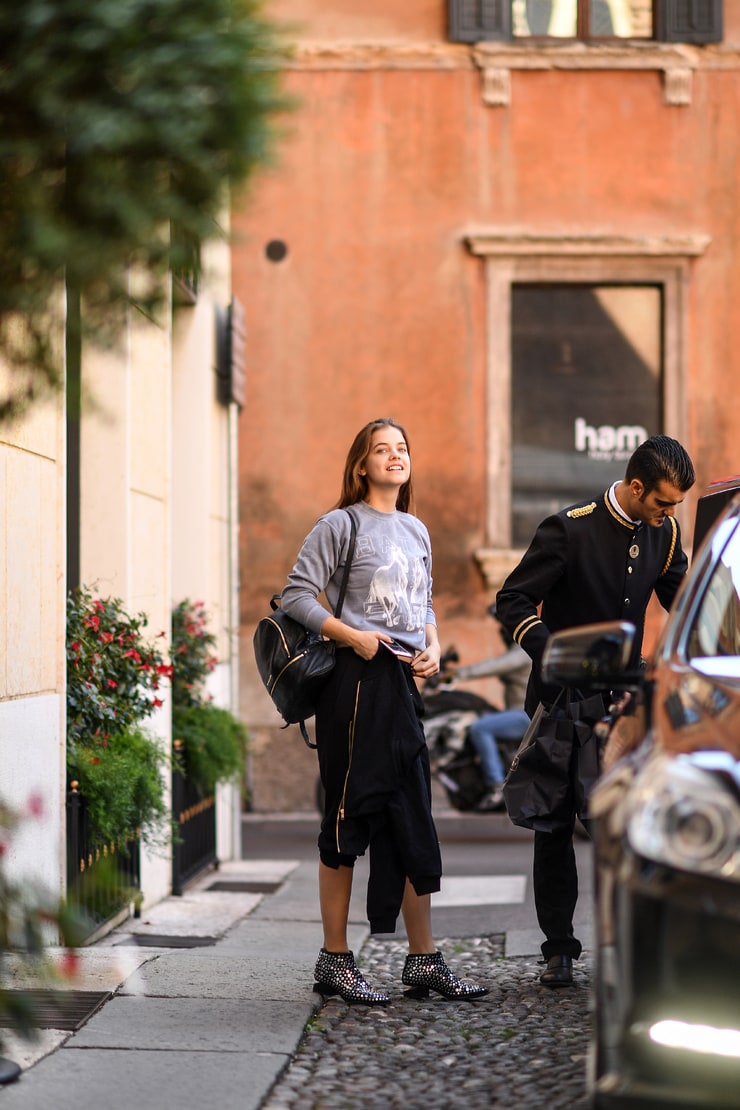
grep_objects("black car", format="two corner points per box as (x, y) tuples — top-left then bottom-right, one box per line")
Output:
(542, 491), (740, 1110)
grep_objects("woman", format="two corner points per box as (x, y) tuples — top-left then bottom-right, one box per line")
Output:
(281, 418), (487, 1005)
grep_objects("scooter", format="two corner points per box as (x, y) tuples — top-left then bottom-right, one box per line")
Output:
(421, 648), (524, 812)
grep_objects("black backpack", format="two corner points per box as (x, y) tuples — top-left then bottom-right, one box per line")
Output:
(253, 510), (357, 747)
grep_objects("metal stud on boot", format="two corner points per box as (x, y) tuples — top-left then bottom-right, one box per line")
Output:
(402, 951), (488, 1000)
(313, 948), (390, 1006)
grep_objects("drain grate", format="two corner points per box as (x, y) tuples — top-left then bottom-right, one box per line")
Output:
(206, 880), (282, 894)
(0, 990), (111, 1031)
(119, 934), (218, 947)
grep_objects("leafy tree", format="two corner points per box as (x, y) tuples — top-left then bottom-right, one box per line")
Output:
(0, 0), (290, 418)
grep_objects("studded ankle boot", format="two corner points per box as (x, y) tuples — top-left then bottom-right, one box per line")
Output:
(401, 951), (488, 1000)
(313, 948), (391, 1006)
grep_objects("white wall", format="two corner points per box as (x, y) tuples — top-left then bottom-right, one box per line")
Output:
(0, 320), (67, 897)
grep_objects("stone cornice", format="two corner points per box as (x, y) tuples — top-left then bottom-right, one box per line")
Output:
(287, 42), (740, 106)
(287, 42), (473, 70)
(288, 41), (740, 70)
(464, 232), (712, 258)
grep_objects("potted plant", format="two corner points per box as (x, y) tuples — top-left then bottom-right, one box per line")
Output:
(170, 600), (247, 794)
(66, 588), (172, 852)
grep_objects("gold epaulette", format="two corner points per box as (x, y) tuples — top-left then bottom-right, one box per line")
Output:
(660, 516), (678, 576)
(566, 501), (597, 519)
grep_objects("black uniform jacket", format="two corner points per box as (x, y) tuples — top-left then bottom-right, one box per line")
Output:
(496, 490), (688, 712)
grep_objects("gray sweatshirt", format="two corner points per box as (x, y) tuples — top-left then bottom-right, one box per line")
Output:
(280, 501), (436, 655)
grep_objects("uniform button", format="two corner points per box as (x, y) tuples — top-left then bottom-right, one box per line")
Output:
(627, 567), (633, 574)
(624, 599), (631, 606)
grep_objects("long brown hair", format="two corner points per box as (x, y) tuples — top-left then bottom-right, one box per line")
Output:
(336, 418), (414, 513)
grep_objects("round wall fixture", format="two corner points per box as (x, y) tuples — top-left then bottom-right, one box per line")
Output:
(265, 240), (288, 262)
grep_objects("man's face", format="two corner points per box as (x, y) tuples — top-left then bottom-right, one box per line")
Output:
(630, 478), (686, 528)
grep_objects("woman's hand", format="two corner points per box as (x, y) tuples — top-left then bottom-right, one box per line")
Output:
(410, 639), (441, 680)
(349, 630), (390, 661)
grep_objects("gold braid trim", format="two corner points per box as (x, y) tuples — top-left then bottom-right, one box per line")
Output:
(566, 501), (597, 519)
(660, 516), (678, 576)
(513, 615), (542, 645)
(603, 491), (634, 529)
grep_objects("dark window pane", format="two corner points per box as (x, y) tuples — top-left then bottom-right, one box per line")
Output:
(449, 0), (510, 42)
(591, 1), (653, 36)
(511, 285), (662, 545)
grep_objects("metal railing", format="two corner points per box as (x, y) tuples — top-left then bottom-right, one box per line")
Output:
(171, 743), (217, 896)
(66, 783), (141, 938)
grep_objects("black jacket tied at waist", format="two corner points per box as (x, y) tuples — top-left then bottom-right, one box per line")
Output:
(315, 647), (442, 934)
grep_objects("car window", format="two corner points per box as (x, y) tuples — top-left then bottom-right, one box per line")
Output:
(685, 519), (740, 680)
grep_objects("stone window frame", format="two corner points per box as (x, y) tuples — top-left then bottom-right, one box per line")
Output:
(463, 231), (710, 589)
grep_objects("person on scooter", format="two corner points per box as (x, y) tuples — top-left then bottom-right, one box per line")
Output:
(448, 605), (531, 811)
(280, 418), (488, 1005)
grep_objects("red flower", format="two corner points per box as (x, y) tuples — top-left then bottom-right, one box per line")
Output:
(152, 697), (164, 708)
(60, 950), (80, 979)
(99, 631), (115, 645)
(27, 792), (44, 818)
(107, 679), (117, 689)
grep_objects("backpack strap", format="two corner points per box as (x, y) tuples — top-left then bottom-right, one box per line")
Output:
(333, 508), (357, 620)
(297, 508), (357, 750)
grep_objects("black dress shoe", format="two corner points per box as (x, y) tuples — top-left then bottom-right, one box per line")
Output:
(539, 955), (573, 987)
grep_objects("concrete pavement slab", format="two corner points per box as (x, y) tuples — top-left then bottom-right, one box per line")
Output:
(215, 917), (368, 961)
(113, 889), (262, 939)
(3, 947), (156, 992)
(70, 996), (316, 1053)
(0, 1047), (288, 1110)
(118, 952), (319, 1001)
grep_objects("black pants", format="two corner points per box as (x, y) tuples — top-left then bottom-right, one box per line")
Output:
(533, 815), (594, 960)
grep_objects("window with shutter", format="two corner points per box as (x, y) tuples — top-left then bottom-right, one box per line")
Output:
(448, 1), (723, 42)
(657, 0), (723, 42)
(448, 1), (510, 43)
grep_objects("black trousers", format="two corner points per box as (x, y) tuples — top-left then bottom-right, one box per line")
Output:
(533, 815), (593, 960)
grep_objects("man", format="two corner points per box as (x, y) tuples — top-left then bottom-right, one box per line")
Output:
(496, 435), (695, 986)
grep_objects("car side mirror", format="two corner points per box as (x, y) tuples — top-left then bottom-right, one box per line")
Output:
(541, 621), (638, 689)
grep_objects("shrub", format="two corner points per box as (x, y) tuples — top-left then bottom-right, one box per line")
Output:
(66, 587), (171, 847)
(0, 795), (88, 1047)
(67, 587), (173, 746)
(170, 599), (217, 708)
(171, 599), (248, 792)
(67, 725), (170, 849)
(172, 705), (248, 795)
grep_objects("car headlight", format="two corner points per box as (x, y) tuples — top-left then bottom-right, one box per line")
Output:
(626, 752), (740, 880)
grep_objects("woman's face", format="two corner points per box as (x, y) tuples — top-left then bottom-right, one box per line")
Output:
(360, 425), (410, 491)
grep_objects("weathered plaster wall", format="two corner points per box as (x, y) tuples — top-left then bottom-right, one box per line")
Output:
(234, 5), (740, 807)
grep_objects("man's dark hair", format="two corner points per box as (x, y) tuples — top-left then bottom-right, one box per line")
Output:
(625, 435), (695, 494)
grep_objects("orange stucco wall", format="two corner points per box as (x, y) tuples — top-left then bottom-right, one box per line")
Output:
(234, 3), (740, 703)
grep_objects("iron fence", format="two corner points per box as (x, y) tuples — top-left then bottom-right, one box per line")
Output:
(171, 747), (217, 896)
(66, 783), (141, 937)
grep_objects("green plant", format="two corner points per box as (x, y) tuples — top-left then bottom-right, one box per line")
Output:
(67, 725), (170, 848)
(0, 795), (88, 1049)
(172, 705), (248, 795)
(0, 0), (292, 419)
(171, 599), (217, 708)
(171, 599), (248, 792)
(67, 587), (173, 746)
(66, 587), (172, 847)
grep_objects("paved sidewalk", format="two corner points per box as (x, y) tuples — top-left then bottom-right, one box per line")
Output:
(0, 857), (344, 1110)
(0, 820), (593, 1109)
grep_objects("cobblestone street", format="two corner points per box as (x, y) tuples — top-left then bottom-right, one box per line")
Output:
(263, 935), (592, 1110)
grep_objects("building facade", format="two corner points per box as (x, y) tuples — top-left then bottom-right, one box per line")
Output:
(233, 1), (740, 809)
(0, 231), (242, 910)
